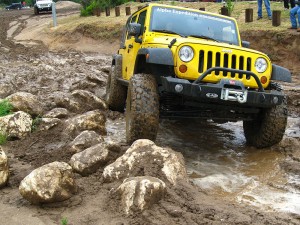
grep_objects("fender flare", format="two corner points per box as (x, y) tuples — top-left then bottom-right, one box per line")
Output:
(137, 48), (174, 66)
(271, 64), (292, 83)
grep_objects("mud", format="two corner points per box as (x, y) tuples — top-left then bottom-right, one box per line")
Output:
(0, 5), (300, 225)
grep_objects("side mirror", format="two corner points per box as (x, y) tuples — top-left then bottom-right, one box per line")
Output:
(128, 23), (141, 37)
(241, 41), (250, 48)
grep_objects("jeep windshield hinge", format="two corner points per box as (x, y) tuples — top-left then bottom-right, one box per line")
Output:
(168, 38), (177, 48)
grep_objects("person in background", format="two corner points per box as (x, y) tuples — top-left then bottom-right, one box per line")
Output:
(257, 0), (272, 20)
(284, 0), (295, 10)
(288, 1), (300, 31)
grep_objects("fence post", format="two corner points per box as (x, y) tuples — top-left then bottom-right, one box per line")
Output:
(272, 10), (281, 26)
(245, 8), (253, 22)
(125, 6), (131, 15)
(52, 2), (57, 27)
(115, 6), (120, 17)
(105, 7), (110, 16)
(220, 6), (229, 16)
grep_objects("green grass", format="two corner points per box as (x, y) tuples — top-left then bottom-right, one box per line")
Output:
(61, 217), (68, 225)
(31, 116), (42, 132)
(0, 133), (8, 145)
(0, 100), (13, 117)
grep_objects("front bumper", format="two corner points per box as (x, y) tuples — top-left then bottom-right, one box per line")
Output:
(37, 5), (52, 11)
(161, 67), (285, 108)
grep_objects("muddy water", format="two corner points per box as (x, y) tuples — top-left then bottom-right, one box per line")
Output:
(106, 116), (300, 215)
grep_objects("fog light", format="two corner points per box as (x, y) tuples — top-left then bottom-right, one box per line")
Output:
(273, 96), (278, 104)
(260, 76), (267, 84)
(179, 65), (187, 73)
(175, 84), (183, 93)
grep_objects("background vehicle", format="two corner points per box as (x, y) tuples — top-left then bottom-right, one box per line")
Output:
(106, 3), (292, 148)
(34, 0), (52, 15)
(5, 3), (23, 10)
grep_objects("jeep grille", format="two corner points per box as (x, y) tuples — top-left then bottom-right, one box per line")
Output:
(198, 50), (252, 80)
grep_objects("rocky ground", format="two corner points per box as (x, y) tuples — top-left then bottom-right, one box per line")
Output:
(0, 3), (300, 225)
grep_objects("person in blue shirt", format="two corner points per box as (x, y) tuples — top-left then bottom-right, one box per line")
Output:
(288, 1), (300, 31)
(257, 0), (272, 20)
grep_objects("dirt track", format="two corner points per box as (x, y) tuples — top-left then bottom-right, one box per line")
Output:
(0, 5), (300, 225)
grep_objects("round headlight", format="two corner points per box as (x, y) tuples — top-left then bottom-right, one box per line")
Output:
(179, 46), (194, 62)
(255, 57), (268, 73)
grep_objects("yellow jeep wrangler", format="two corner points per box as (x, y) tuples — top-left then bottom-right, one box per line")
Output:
(106, 3), (291, 148)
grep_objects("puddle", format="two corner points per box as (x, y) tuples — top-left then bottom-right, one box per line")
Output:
(107, 116), (300, 214)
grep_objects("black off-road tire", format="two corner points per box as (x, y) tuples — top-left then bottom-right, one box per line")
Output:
(243, 98), (288, 148)
(105, 64), (127, 112)
(34, 7), (39, 15)
(126, 74), (159, 144)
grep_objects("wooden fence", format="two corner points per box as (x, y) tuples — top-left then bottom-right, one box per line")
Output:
(94, 5), (281, 27)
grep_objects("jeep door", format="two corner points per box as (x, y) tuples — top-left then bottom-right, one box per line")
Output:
(121, 9), (147, 80)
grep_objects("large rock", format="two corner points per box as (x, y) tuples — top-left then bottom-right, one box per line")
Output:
(6, 92), (43, 116)
(103, 139), (187, 185)
(0, 147), (9, 188)
(116, 176), (166, 214)
(0, 111), (32, 139)
(68, 130), (103, 153)
(69, 142), (120, 176)
(71, 90), (107, 111)
(65, 110), (106, 137)
(19, 162), (77, 204)
(44, 108), (69, 119)
(36, 118), (61, 131)
(53, 92), (80, 112)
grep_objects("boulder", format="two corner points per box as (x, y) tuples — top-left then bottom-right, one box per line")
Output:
(71, 90), (107, 111)
(0, 147), (9, 188)
(86, 73), (106, 86)
(44, 108), (69, 119)
(103, 139), (187, 185)
(36, 118), (61, 131)
(6, 92), (43, 116)
(116, 176), (166, 214)
(19, 161), (77, 204)
(0, 111), (32, 139)
(68, 130), (103, 153)
(65, 110), (106, 137)
(69, 142), (117, 176)
(53, 92), (80, 112)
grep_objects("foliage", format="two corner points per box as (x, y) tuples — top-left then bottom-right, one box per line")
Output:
(0, 100), (13, 117)
(80, 0), (129, 16)
(0, 133), (7, 145)
(61, 217), (68, 225)
(80, 0), (107, 16)
(31, 116), (42, 132)
(224, 0), (234, 15)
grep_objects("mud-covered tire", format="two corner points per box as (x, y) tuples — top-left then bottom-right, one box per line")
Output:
(243, 98), (288, 148)
(105, 64), (127, 112)
(126, 74), (159, 144)
(34, 7), (39, 15)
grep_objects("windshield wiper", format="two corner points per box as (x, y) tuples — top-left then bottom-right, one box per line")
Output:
(152, 29), (186, 37)
(188, 35), (219, 42)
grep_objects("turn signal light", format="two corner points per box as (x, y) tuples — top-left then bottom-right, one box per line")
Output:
(260, 76), (267, 84)
(179, 65), (187, 73)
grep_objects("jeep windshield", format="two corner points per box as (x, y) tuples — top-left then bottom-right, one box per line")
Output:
(150, 6), (239, 45)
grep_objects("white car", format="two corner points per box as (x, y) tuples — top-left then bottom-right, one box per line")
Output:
(34, 0), (52, 15)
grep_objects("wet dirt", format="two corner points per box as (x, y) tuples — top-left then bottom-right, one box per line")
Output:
(0, 5), (300, 225)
